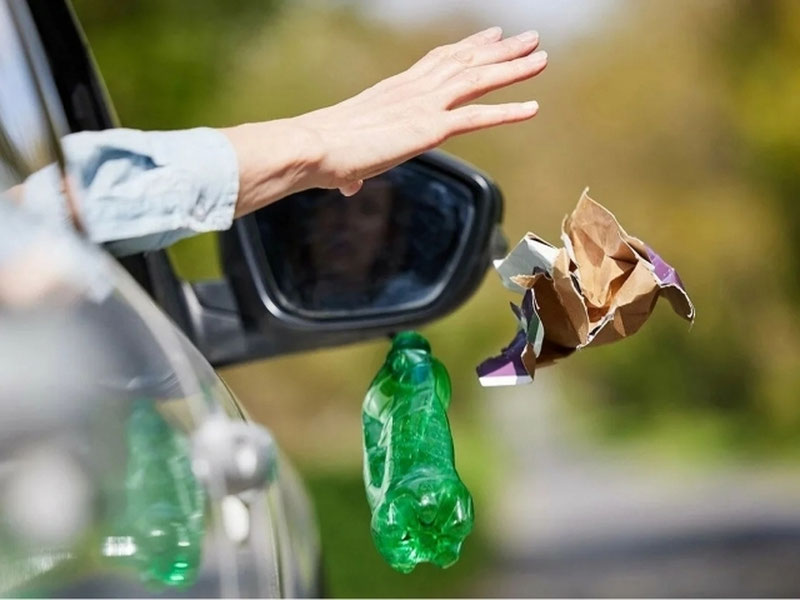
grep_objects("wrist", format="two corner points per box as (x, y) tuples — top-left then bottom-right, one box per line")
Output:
(221, 119), (324, 217)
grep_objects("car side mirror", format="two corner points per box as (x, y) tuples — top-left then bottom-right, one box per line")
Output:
(182, 150), (506, 365)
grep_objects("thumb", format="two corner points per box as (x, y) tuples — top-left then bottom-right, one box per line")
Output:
(338, 179), (364, 197)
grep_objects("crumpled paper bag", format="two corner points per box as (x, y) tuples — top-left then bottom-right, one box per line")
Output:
(477, 189), (695, 387)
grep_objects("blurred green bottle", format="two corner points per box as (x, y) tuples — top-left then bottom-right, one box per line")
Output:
(105, 400), (206, 588)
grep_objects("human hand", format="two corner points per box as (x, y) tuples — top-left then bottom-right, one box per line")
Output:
(225, 27), (547, 215)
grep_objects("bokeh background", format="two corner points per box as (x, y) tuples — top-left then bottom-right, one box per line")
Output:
(72, 0), (800, 596)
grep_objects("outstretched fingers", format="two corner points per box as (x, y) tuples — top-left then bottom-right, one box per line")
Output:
(446, 101), (540, 136)
(439, 50), (548, 108)
(346, 26), (505, 107)
(411, 29), (541, 89)
(301, 29), (549, 192)
(443, 30), (540, 75)
(405, 26), (504, 78)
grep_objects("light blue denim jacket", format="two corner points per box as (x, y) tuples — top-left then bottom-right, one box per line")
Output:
(22, 127), (239, 256)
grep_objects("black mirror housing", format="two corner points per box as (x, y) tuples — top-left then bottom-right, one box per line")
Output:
(218, 150), (505, 361)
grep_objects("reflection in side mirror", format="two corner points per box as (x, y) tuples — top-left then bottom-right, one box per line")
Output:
(254, 162), (475, 317)
(217, 150), (505, 362)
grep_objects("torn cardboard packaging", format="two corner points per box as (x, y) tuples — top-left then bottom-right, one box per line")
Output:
(477, 189), (695, 387)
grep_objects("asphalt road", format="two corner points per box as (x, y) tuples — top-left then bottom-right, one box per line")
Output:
(471, 371), (800, 597)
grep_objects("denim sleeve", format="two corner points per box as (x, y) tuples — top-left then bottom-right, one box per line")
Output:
(23, 127), (239, 257)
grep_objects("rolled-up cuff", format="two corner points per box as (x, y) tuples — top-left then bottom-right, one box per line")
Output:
(145, 127), (239, 233)
(61, 127), (240, 254)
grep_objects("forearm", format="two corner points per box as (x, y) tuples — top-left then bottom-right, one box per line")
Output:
(17, 122), (320, 255)
(14, 26), (546, 257)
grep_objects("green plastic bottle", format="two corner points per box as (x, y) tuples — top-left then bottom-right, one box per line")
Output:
(106, 400), (206, 588)
(362, 331), (474, 573)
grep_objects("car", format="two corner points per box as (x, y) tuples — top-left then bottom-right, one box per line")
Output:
(0, 0), (506, 596)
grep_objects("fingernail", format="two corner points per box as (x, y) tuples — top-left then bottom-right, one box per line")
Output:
(483, 26), (503, 38)
(530, 50), (548, 64)
(516, 30), (539, 43)
(523, 100), (539, 112)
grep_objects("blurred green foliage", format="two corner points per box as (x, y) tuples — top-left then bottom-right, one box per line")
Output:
(720, 1), (800, 297)
(569, 0), (800, 458)
(72, 0), (800, 594)
(73, 0), (283, 129)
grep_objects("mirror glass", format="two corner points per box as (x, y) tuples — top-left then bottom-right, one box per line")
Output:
(253, 162), (476, 316)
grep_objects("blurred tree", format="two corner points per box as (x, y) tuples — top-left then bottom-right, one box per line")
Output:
(718, 0), (800, 297)
(72, 0), (284, 129)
